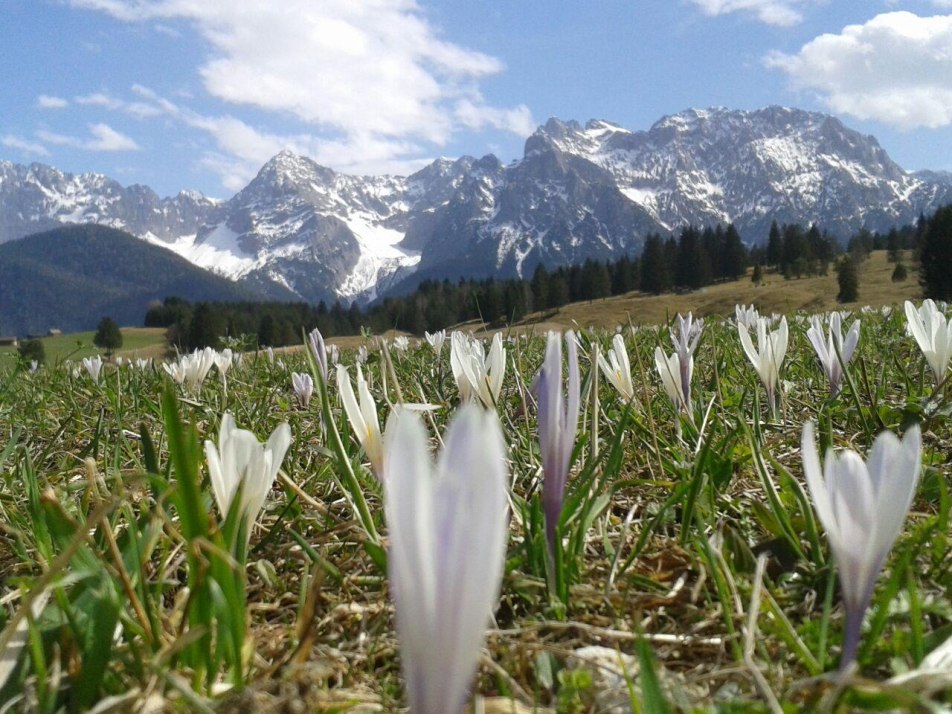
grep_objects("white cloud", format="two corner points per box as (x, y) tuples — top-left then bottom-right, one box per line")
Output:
(68, 0), (533, 182)
(35, 123), (140, 152)
(2, 135), (50, 157)
(766, 11), (952, 129)
(76, 91), (163, 118)
(687, 0), (819, 26)
(37, 94), (68, 109)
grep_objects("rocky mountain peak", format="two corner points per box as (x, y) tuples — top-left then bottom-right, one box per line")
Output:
(2, 105), (951, 307)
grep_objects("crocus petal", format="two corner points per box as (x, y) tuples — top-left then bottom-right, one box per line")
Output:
(384, 404), (508, 714)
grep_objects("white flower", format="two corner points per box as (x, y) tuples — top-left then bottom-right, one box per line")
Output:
(424, 330), (447, 355)
(670, 312), (703, 410)
(205, 413), (292, 544)
(326, 344), (340, 366)
(337, 364), (384, 478)
(806, 312), (861, 396)
(82, 355), (103, 382)
(29, 360), (39, 374)
(163, 360), (186, 384)
(538, 331), (580, 555)
(596, 334), (635, 402)
(383, 404), (509, 714)
(734, 304), (761, 330)
(265, 346), (275, 364)
(392, 335), (410, 353)
(135, 357), (151, 370)
(801, 421), (921, 671)
(291, 372), (314, 408)
(449, 332), (506, 408)
(356, 345), (369, 364)
(738, 315), (788, 413)
(307, 328), (327, 384)
(904, 299), (952, 385)
(654, 346), (686, 411)
(215, 348), (233, 378)
(169, 347), (217, 393)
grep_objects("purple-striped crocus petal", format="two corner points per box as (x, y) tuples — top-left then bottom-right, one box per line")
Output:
(384, 404), (509, 714)
(539, 331), (580, 556)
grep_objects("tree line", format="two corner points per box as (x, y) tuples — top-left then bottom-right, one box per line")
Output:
(142, 206), (952, 352)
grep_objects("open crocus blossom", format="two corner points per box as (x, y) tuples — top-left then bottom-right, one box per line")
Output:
(538, 331), (580, 556)
(82, 355), (103, 382)
(383, 404), (509, 714)
(904, 299), (952, 385)
(738, 315), (788, 417)
(424, 329), (446, 355)
(801, 420), (921, 672)
(596, 333), (635, 402)
(337, 363), (384, 478)
(670, 312), (703, 411)
(450, 332), (506, 408)
(205, 413), (292, 545)
(806, 312), (860, 396)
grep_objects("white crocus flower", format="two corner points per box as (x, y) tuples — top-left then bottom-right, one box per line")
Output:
(215, 348), (233, 378)
(356, 345), (369, 364)
(82, 355), (103, 382)
(383, 404), (509, 714)
(337, 363), (384, 478)
(807, 312), (861, 396)
(738, 315), (788, 417)
(205, 413), (292, 545)
(734, 304), (761, 330)
(596, 334), (635, 402)
(393, 335), (410, 353)
(801, 420), (921, 672)
(449, 332), (506, 408)
(291, 372), (313, 408)
(424, 329), (447, 356)
(670, 312), (703, 411)
(180, 347), (217, 393)
(654, 346), (686, 411)
(163, 360), (185, 384)
(904, 299), (952, 385)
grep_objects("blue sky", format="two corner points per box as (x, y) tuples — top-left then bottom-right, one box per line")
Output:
(3, 0), (952, 198)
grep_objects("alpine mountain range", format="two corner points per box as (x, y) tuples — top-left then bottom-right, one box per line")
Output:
(2, 105), (951, 306)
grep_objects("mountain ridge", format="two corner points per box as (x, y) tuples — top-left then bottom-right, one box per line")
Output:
(2, 105), (950, 305)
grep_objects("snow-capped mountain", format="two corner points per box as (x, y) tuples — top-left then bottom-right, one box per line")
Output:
(0, 160), (219, 245)
(3, 106), (951, 304)
(535, 106), (952, 239)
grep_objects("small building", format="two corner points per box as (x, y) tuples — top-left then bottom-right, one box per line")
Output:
(47, 328), (62, 336)
(0, 336), (18, 347)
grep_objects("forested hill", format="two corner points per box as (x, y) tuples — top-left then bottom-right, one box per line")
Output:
(0, 225), (269, 335)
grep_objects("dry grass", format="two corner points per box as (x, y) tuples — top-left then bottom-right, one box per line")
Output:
(512, 250), (918, 333)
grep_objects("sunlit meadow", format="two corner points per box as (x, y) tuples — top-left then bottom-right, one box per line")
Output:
(1, 301), (951, 712)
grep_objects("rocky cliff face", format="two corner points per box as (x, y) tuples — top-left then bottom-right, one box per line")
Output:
(3, 106), (950, 304)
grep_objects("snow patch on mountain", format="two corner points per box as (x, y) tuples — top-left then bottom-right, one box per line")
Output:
(338, 213), (420, 300)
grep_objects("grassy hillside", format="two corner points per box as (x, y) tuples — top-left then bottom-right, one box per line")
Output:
(0, 326), (167, 368)
(510, 249), (920, 333)
(0, 224), (267, 336)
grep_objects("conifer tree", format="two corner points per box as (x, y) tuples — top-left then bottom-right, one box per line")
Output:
(919, 204), (952, 301)
(93, 316), (123, 356)
(836, 257), (859, 303)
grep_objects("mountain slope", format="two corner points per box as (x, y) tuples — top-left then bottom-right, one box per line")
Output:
(0, 225), (272, 335)
(2, 106), (951, 305)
